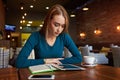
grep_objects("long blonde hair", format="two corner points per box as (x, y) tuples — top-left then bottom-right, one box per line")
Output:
(40, 4), (69, 36)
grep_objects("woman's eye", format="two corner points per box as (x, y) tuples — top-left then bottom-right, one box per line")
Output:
(54, 23), (60, 27)
(61, 25), (65, 28)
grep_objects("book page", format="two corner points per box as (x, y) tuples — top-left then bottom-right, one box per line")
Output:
(29, 64), (57, 74)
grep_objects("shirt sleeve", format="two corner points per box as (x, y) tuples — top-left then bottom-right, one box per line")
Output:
(15, 32), (44, 68)
(60, 33), (83, 64)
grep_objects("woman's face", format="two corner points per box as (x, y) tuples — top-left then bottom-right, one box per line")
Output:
(48, 14), (65, 37)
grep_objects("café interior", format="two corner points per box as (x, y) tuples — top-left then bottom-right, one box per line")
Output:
(0, 0), (120, 75)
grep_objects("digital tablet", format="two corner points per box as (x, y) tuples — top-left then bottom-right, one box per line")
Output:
(28, 74), (55, 80)
(52, 64), (86, 70)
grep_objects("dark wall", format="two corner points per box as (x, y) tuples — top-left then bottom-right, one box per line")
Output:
(0, 0), (5, 38)
(6, 0), (120, 48)
(75, 0), (120, 46)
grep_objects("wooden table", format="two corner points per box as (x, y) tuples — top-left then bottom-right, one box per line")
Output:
(0, 67), (19, 80)
(18, 65), (120, 80)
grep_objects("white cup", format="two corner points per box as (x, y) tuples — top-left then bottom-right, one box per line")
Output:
(83, 56), (96, 65)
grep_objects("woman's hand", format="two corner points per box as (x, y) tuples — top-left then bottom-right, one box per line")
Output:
(44, 58), (63, 65)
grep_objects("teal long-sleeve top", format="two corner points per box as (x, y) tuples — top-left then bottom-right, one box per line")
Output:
(15, 31), (82, 68)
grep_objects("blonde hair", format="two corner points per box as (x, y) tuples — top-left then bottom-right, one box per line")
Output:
(40, 4), (69, 36)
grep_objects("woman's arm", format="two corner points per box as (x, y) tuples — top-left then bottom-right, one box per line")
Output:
(15, 32), (45, 68)
(60, 34), (83, 64)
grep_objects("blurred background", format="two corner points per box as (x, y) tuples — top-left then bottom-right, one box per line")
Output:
(1, 0), (120, 49)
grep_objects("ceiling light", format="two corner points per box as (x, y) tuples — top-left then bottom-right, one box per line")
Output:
(20, 20), (23, 23)
(80, 32), (86, 39)
(21, 6), (24, 10)
(7, 35), (10, 38)
(82, 7), (89, 11)
(22, 20), (25, 23)
(45, 7), (49, 9)
(20, 2), (24, 10)
(27, 24), (31, 26)
(22, 16), (25, 19)
(24, 13), (27, 16)
(70, 14), (76, 17)
(116, 25), (120, 32)
(28, 21), (33, 24)
(30, 5), (34, 8)
(20, 26), (22, 29)
(94, 28), (102, 35)
(12, 39), (15, 41)
(40, 24), (43, 27)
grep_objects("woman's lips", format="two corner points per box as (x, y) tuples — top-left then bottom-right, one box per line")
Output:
(55, 32), (59, 35)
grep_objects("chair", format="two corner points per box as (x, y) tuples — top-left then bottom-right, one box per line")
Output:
(79, 47), (90, 57)
(9, 47), (35, 67)
(28, 49), (35, 59)
(111, 47), (120, 67)
(0, 48), (10, 68)
(63, 47), (72, 58)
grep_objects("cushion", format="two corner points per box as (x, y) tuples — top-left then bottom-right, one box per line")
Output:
(100, 47), (110, 53)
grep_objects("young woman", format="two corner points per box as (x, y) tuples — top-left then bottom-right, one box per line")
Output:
(15, 4), (82, 68)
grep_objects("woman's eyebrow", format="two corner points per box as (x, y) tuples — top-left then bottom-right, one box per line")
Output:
(54, 22), (65, 26)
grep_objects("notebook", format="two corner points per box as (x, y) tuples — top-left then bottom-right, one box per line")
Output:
(29, 64), (85, 74)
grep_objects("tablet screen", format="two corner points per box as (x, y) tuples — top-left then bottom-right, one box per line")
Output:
(58, 64), (85, 70)
(59, 64), (79, 68)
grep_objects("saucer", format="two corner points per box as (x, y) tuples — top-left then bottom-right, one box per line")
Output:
(81, 64), (97, 67)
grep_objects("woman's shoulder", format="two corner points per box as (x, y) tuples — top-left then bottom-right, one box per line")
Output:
(29, 31), (43, 40)
(59, 33), (71, 39)
(31, 31), (42, 37)
(59, 33), (73, 46)
(59, 33), (72, 43)
(31, 31), (40, 35)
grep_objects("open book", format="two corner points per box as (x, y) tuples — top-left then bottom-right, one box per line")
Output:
(29, 64), (85, 74)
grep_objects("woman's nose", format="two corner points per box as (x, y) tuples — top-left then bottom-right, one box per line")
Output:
(57, 26), (62, 31)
